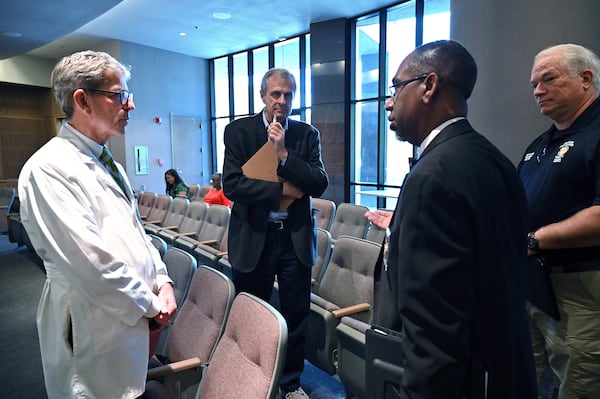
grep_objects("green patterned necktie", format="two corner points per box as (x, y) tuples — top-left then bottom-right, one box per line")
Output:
(99, 147), (128, 196)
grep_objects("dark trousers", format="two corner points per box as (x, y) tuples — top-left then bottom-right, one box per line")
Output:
(232, 224), (311, 393)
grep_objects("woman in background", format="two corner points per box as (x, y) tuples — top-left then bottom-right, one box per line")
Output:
(204, 172), (231, 207)
(164, 169), (189, 199)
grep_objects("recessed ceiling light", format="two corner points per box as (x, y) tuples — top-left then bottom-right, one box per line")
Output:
(2, 31), (23, 38)
(179, 32), (187, 37)
(212, 12), (231, 20)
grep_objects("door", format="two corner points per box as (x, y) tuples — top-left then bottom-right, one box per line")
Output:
(170, 114), (203, 185)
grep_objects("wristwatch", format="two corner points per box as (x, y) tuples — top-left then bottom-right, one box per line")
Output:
(527, 232), (540, 251)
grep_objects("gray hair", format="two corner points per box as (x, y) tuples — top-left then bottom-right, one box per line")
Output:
(51, 50), (131, 118)
(535, 44), (600, 93)
(260, 68), (296, 95)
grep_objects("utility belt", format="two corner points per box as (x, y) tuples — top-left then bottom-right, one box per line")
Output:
(537, 256), (600, 273)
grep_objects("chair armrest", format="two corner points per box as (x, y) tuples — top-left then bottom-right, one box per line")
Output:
(144, 220), (162, 225)
(196, 239), (217, 246)
(215, 251), (228, 257)
(147, 357), (204, 380)
(173, 231), (196, 238)
(331, 303), (371, 318)
(157, 225), (178, 232)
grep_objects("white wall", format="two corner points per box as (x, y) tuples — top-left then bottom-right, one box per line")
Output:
(117, 41), (210, 194)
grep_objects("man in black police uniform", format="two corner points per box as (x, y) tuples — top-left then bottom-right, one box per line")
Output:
(519, 43), (600, 399)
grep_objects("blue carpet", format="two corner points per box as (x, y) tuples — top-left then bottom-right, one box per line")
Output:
(301, 360), (345, 399)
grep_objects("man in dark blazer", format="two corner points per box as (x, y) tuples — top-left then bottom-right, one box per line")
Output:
(372, 40), (537, 398)
(222, 68), (328, 399)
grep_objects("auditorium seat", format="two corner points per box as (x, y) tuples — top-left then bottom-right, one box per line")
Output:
(305, 235), (380, 375)
(146, 266), (235, 399)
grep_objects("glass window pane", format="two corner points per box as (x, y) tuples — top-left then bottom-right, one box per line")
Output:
(386, 2), (416, 90)
(233, 53), (249, 116)
(355, 13), (380, 100)
(384, 125), (413, 186)
(214, 57), (229, 118)
(424, 0), (451, 43)
(214, 117), (229, 172)
(355, 184), (399, 210)
(353, 100), (379, 184)
(275, 38), (301, 108)
(253, 46), (269, 114)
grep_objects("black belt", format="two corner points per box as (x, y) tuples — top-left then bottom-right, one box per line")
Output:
(267, 220), (287, 231)
(549, 263), (600, 273)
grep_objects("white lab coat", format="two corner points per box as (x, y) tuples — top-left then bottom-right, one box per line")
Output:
(19, 124), (171, 399)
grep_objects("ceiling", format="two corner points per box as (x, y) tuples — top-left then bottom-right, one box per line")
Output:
(1, 0), (401, 61)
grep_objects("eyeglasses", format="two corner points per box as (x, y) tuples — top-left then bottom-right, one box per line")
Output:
(388, 73), (445, 103)
(388, 74), (429, 102)
(84, 88), (133, 106)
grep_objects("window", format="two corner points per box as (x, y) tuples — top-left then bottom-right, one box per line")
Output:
(210, 34), (311, 173)
(351, 0), (450, 209)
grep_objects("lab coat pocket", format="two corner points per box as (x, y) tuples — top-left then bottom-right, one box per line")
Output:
(81, 300), (141, 355)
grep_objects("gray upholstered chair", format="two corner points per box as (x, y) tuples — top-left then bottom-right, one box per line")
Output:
(146, 266), (235, 399)
(196, 292), (287, 399)
(335, 316), (372, 399)
(148, 234), (168, 258)
(145, 197), (189, 235)
(305, 235), (381, 374)
(311, 197), (336, 231)
(158, 201), (208, 246)
(366, 222), (387, 244)
(152, 247), (198, 358)
(311, 227), (333, 294)
(138, 191), (157, 220)
(195, 185), (211, 202)
(143, 194), (173, 226)
(187, 184), (201, 202)
(193, 226), (228, 272)
(328, 203), (370, 242)
(174, 204), (230, 254)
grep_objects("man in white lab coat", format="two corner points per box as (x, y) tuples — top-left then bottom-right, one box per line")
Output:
(18, 50), (176, 399)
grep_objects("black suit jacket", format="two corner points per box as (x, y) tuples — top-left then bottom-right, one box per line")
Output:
(373, 119), (536, 398)
(222, 112), (328, 273)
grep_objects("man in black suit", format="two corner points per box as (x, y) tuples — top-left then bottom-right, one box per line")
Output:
(372, 40), (537, 398)
(222, 68), (328, 399)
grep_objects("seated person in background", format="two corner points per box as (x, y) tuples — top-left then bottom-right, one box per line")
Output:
(165, 168), (189, 199)
(204, 173), (232, 207)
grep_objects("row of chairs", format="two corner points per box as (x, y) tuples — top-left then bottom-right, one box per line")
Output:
(139, 194), (232, 276)
(145, 245), (287, 399)
(135, 184), (211, 215)
(312, 198), (387, 245)
(145, 195), (387, 399)
(306, 233), (382, 399)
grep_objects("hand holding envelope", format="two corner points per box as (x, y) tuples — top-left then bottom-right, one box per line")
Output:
(242, 141), (295, 211)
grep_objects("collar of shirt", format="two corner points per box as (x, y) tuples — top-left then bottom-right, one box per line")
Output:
(416, 116), (465, 159)
(63, 122), (104, 159)
(262, 109), (288, 131)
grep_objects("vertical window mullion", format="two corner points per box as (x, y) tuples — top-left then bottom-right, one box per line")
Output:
(228, 55), (234, 116)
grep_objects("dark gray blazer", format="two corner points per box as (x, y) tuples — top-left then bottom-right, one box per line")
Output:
(223, 112), (328, 273)
(374, 119), (537, 398)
